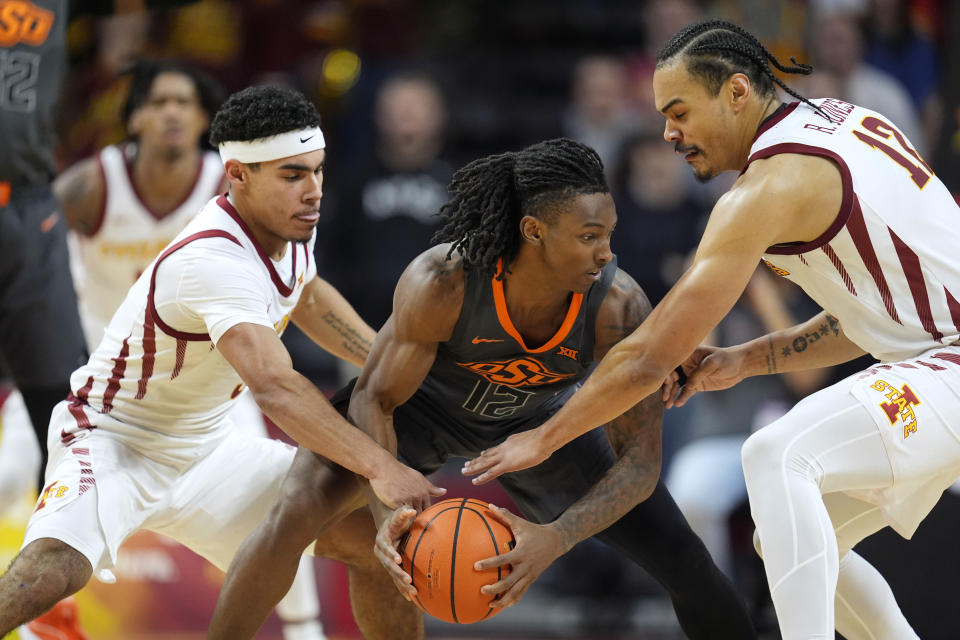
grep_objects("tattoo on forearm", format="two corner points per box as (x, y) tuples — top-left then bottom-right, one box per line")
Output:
(554, 396), (661, 549)
(826, 314), (841, 336)
(765, 335), (777, 373)
(780, 315), (842, 358)
(322, 310), (372, 359)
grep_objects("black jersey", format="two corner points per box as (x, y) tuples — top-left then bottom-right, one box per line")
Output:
(0, 0), (68, 185)
(412, 256), (617, 442)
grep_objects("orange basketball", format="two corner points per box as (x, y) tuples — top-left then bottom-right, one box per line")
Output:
(399, 498), (515, 624)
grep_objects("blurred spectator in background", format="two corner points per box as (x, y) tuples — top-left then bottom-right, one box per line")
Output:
(626, 0), (704, 124)
(321, 71), (453, 334)
(806, 4), (925, 152)
(562, 55), (643, 176)
(864, 0), (938, 112)
(610, 130), (708, 307)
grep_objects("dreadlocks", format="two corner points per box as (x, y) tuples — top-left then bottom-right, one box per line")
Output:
(432, 138), (608, 279)
(657, 20), (829, 121)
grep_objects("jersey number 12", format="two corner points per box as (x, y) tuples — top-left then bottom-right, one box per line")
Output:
(852, 116), (933, 189)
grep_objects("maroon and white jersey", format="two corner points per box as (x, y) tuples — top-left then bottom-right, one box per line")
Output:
(64, 195), (316, 463)
(68, 144), (224, 350)
(754, 99), (960, 362)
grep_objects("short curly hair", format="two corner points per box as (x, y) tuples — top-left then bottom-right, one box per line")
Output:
(209, 85), (322, 146)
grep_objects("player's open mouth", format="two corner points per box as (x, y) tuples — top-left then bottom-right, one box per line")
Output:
(586, 270), (602, 280)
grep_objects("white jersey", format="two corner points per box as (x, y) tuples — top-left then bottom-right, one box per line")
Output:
(68, 144), (224, 349)
(754, 99), (960, 362)
(63, 195), (316, 465)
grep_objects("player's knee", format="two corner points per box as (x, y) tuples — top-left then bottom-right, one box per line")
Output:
(312, 511), (378, 570)
(10, 538), (92, 602)
(262, 493), (327, 549)
(741, 428), (786, 483)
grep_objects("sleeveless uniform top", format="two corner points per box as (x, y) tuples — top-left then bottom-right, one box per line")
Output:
(69, 144), (224, 349)
(64, 194), (315, 465)
(754, 99), (960, 362)
(414, 256), (617, 442)
(0, 0), (67, 185)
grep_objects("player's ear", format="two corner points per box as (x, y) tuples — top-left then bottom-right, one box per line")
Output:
(224, 159), (246, 187)
(520, 215), (543, 245)
(729, 72), (751, 113)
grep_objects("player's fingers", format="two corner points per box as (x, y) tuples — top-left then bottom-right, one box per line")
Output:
(386, 507), (417, 539)
(474, 551), (512, 572)
(461, 451), (496, 476)
(480, 571), (519, 597)
(470, 468), (500, 485)
(374, 534), (403, 565)
(493, 576), (532, 608)
(673, 382), (701, 407)
(482, 504), (515, 530)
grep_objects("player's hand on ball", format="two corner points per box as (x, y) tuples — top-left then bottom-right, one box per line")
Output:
(374, 506), (419, 601)
(370, 460), (446, 511)
(462, 429), (550, 484)
(475, 505), (564, 608)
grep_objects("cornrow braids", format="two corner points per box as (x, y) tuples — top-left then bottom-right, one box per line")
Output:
(432, 138), (608, 279)
(657, 20), (830, 122)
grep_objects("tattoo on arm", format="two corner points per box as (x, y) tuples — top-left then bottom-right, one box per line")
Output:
(551, 270), (660, 549)
(826, 314), (840, 336)
(552, 394), (662, 550)
(61, 172), (95, 234)
(429, 254), (460, 278)
(322, 310), (372, 360)
(765, 335), (778, 373)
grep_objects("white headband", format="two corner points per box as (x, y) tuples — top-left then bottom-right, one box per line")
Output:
(218, 127), (325, 165)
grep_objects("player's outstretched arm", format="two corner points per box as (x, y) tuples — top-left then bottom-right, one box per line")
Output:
(53, 158), (105, 235)
(668, 310), (867, 407)
(218, 322), (441, 511)
(473, 270), (664, 608)
(463, 152), (844, 483)
(291, 276), (376, 367)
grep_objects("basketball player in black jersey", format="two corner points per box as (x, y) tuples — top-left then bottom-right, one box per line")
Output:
(208, 138), (757, 640)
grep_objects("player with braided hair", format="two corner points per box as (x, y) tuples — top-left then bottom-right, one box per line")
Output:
(209, 137), (758, 639)
(467, 19), (960, 640)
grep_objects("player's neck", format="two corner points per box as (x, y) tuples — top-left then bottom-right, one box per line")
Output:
(500, 255), (573, 327)
(132, 147), (202, 213)
(226, 192), (288, 260)
(734, 98), (783, 170)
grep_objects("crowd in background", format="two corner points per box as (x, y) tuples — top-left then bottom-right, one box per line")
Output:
(5, 0), (960, 636)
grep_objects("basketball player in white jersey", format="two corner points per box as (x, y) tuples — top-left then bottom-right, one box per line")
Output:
(0, 84), (444, 638)
(464, 20), (960, 640)
(1, 60), (329, 640)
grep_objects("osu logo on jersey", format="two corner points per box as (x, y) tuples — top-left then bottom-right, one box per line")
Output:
(869, 379), (920, 439)
(0, 1), (55, 47)
(457, 357), (575, 388)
